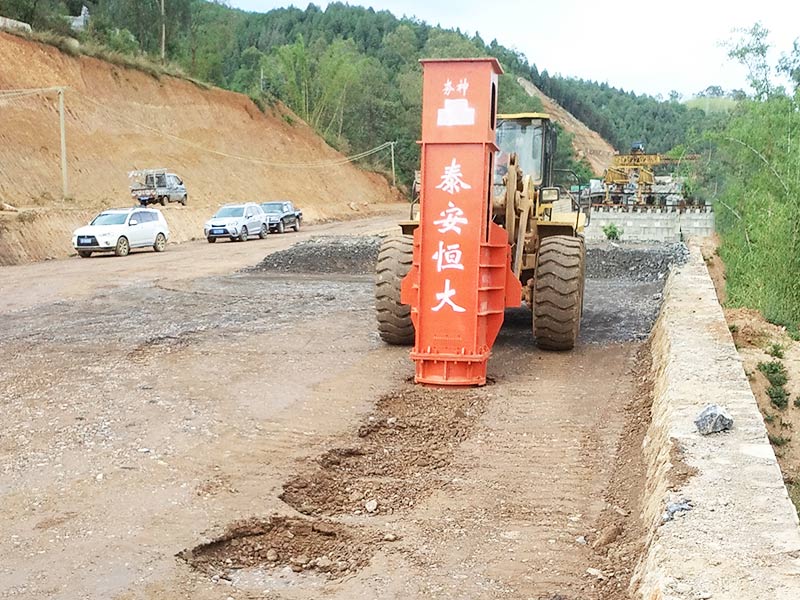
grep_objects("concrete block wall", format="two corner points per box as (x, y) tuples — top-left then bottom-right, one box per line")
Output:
(584, 207), (714, 242)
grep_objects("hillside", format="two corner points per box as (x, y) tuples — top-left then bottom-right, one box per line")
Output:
(517, 78), (615, 175)
(0, 31), (398, 263)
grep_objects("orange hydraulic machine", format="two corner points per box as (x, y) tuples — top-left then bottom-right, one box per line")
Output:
(400, 58), (522, 386)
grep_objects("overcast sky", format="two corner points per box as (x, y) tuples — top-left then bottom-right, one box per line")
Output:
(227, 0), (799, 98)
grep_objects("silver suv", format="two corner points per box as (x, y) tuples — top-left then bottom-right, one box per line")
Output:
(204, 203), (267, 243)
(72, 208), (170, 258)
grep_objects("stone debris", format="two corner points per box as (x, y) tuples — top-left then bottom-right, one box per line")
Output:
(662, 498), (693, 522)
(364, 499), (378, 513)
(694, 404), (734, 435)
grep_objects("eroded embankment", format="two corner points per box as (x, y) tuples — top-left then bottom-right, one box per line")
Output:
(632, 245), (800, 599)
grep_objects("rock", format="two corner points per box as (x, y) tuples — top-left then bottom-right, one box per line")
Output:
(592, 523), (622, 550)
(315, 556), (333, 571)
(575, 535), (587, 545)
(586, 567), (606, 580)
(365, 499), (378, 513)
(383, 533), (398, 542)
(291, 563), (304, 573)
(694, 405), (734, 434)
(290, 554), (309, 566)
(266, 548), (278, 562)
(662, 498), (693, 522)
(349, 490), (364, 502)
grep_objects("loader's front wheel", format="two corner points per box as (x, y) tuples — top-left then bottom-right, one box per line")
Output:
(533, 235), (585, 351)
(375, 234), (415, 346)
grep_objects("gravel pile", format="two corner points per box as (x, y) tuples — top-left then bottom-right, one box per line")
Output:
(252, 235), (382, 276)
(252, 235), (689, 284)
(586, 242), (689, 281)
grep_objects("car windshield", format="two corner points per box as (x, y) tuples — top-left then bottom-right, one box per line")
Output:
(262, 203), (283, 213)
(214, 206), (244, 218)
(90, 212), (128, 226)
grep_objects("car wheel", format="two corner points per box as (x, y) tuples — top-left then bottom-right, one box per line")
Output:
(293, 217), (301, 232)
(207, 237), (216, 243)
(114, 236), (130, 257)
(78, 250), (92, 258)
(277, 220), (285, 234)
(153, 233), (167, 252)
(239, 226), (248, 242)
(160, 196), (166, 206)
(259, 223), (268, 239)
(180, 195), (187, 206)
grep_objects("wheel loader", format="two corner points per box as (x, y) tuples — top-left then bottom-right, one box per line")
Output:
(375, 59), (586, 385)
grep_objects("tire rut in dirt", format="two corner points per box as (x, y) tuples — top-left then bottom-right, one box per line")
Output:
(178, 516), (379, 580)
(280, 384), (488, 517)
(375, 234), (414, 345)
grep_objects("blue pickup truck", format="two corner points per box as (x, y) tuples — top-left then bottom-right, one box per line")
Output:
(260, 201), (302, 234)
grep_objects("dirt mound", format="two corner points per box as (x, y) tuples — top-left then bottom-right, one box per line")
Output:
(517, 78), (616, 175)
(179, 516), (378, 579)
(0, 32), (400, 264)
(280, 384), (488, 516)
(251, 235), (382, 275)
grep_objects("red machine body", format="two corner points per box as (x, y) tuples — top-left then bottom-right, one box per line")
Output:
(401, 58), (522, 386)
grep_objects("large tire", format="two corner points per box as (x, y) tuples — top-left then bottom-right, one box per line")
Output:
(114, 236), (130, 257)
(293, 217), (301, 232)
(238, 226), (248, 242)
(259, 223), (268, 239)
(277, 220), (285, 234)
(78, 250), (92, 258)
(375, 234), (415, 345)
(533, 235), (585, 351)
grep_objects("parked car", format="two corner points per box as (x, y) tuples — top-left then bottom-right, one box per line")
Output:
(260, 201), (302, 234)
(204, 203), (268, 243)
(129, 169), (187, 206)
(72, 207), (170, 258)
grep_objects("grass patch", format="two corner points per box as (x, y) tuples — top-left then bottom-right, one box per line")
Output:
(768, 386), (789, 409)
(768, 433), (792, 446)
(766, 342), (786, 358)
(5, 28), (211, 89)
(602, 223), (623, 241)
(758, 361), (788, 387)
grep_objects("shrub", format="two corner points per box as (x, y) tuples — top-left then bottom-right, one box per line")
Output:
(602, 223), (623, 241)
(758, 360), (788, 387)
(768, 385), (789, 409)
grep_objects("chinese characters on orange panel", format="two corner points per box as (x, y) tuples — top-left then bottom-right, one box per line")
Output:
(430, 75), (475, 314)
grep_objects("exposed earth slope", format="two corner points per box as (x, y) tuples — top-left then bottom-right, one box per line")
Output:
(517, 77), (616, 175)
(0, 32), (399, 263)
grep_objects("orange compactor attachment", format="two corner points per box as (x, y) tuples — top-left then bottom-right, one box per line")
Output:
(401, 58), (521, 386)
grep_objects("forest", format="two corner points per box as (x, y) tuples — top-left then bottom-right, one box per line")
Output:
(0, 0), (707, 185)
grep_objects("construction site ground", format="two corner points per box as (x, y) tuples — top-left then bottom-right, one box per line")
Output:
(0, 209), (695, 600)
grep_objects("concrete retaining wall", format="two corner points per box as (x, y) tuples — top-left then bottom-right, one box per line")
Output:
(585, 207), (714, 242)
(633, 246), (800, 599)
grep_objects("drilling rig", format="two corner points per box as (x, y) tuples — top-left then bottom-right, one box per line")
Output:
(375, 59), (587, 386)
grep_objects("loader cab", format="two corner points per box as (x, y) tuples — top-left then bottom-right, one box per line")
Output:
(494, 113), (556, 189)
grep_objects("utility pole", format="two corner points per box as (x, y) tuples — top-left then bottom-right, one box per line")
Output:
(160, 0), (166, 62)
(58, 88), (69, 200)
(390, 141), (396, 188)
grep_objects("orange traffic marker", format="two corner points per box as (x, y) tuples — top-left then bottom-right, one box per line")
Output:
(401, 59), (521, 386)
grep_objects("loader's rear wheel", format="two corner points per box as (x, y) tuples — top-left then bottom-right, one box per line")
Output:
(375, 234), (415, 346)
(533, 235), (585, 351)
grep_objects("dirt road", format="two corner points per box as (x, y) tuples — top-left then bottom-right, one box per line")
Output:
(0, 219), (680, 600)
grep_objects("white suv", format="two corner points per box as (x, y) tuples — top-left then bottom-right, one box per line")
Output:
(72, 208), (170, 258)
(204, 202), (268, 243)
